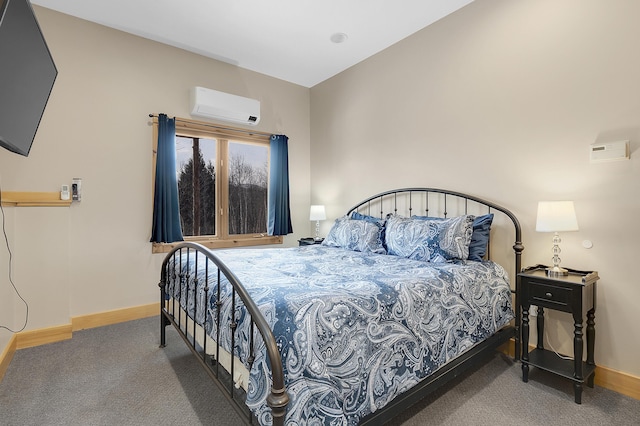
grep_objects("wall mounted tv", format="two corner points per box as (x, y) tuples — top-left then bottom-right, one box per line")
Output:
(0, 0), (57, 157)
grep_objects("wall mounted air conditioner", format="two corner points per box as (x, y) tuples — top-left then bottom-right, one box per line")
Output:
(590, 140), (629, 163)
(190, 86), (260, 126)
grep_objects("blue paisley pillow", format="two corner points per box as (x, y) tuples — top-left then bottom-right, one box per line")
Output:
(411, 213), (493, 262)
(322, 216), (386, 254)
(412, 214), (494, 261)
(385, 214), (474, 262)
(350, 211), (387, 248)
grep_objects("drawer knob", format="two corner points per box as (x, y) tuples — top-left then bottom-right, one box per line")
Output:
(545, 292), (553, 298)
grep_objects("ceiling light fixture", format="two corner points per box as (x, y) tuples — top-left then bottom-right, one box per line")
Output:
(330, 32), (348, 44)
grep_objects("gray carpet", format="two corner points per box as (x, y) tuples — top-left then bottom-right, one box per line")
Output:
(1, 317), (638, 425)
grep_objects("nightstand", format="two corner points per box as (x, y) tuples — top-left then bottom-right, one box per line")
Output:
(298, 237), (323, 246)
(519, 265), (599, 404)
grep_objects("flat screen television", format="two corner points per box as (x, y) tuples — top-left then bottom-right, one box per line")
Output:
(0, 0), (57, 157)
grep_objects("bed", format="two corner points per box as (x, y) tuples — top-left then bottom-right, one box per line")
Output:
(159, 188), (523, 425)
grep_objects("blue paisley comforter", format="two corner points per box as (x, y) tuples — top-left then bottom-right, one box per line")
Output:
(167, 245), (514, 425)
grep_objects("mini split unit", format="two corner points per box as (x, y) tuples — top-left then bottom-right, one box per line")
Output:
(190, 86), (260, 126)
(589, 140), (629, 163)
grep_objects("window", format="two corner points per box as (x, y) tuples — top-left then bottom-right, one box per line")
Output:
(152, 119), (282, 253)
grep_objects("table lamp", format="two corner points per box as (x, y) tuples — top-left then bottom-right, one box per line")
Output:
(536, 201), (579, 276)
(309, 205), (326, 241)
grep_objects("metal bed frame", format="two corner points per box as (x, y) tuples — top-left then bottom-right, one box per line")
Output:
(159, 188), (523, 425)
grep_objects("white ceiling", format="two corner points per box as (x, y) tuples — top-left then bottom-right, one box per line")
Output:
(31, 0), (473, 88)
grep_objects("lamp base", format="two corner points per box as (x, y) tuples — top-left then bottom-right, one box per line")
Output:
(546, 265), (569, 277)
(314, 220), (322, 241)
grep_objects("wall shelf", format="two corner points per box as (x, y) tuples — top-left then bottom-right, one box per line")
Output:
(0, 191), (72, 207)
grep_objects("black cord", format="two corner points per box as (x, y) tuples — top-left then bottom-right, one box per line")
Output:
(0, 184), (29, 333)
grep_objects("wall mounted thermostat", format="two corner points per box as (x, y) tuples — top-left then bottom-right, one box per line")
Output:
(60, 184), (70, 200)
(72, 177), (82, 201)
(590, 140), (630, 163)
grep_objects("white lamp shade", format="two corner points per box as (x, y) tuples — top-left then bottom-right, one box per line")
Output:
(536, 201), (579, 232)
(309, 205), (326, 221)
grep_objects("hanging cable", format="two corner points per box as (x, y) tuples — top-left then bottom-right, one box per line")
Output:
(0, 183), (29, 333)
(539, 308), (573, 361)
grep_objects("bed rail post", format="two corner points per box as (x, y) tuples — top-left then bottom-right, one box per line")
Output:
(513, 238), (524, 361)
(159, 265), (168, 348)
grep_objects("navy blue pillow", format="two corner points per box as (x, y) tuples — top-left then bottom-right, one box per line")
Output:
(350, 211), (383, 224)
(411, 213), (494, 261)
(468, 214), (494, 261)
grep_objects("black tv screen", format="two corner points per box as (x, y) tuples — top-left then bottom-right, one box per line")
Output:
(0, 0), (57, 157)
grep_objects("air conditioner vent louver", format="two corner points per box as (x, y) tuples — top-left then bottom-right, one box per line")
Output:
(190, 87), (260, 126)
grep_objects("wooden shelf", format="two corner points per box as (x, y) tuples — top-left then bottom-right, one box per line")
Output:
(0, 191), (73, 207)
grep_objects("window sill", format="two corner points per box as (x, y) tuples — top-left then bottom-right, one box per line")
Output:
(0, 191), (73, 207)
(152, 235), (283, 254)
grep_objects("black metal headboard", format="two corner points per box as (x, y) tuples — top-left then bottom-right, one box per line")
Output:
(347, 187), (523, 270)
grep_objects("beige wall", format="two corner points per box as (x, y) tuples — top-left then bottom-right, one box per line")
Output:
(2, 0), (638, 382)
(311, 0), (640, 376)
(0, 7), (310, 342)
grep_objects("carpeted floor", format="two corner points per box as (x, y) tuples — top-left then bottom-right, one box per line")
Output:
(0, 317), (638, 425)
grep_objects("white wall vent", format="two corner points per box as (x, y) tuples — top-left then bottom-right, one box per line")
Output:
(190, 86), (260, 126)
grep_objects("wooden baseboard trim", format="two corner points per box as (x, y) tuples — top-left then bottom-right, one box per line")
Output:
(71, 303), (159, 332)
(594, 365), (640, 400)
(498, 338), (516, 357)
(16, 324), (73, 350)
(0, 303), (159, 381)
(0, 334), (17, 381)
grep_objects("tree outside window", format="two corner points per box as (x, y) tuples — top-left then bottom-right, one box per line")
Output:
(176, 136), (268, 239)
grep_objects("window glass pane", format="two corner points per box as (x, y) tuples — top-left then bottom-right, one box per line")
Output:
(228, 141), (268, 235)
(176, 136), (217, 236)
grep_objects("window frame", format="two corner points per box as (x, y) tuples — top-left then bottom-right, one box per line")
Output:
(151, 117), (282, 254)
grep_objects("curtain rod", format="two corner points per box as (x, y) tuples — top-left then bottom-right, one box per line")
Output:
(148, 113), (274, 138)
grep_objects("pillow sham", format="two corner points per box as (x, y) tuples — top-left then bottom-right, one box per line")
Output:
(412, 213), (494, 262)
(385, 214), (474, 262)
(350, 211), (387, 248)
(322, 216), (386, 254)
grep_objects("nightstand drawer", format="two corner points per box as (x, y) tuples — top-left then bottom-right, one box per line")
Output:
(528, 281), (572, 312)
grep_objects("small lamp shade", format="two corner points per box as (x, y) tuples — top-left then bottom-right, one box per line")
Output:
(536, 201), (579, 232)
(309, 205), (326, 221)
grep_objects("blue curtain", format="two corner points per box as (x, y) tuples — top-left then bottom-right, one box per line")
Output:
(268, 134), (293, 235)
(150, 114), (184, 243)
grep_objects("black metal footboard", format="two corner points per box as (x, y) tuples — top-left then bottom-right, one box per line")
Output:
(159, 242), (289, 425)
